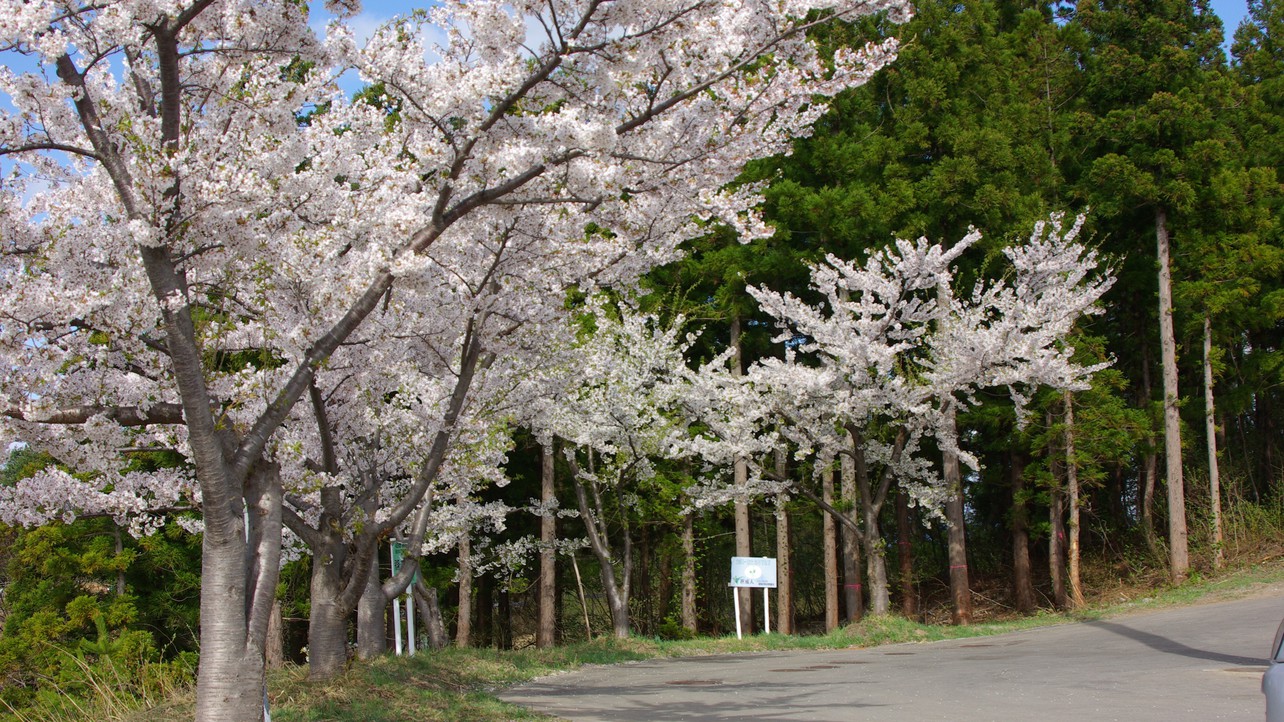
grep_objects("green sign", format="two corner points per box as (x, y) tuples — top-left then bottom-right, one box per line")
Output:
(390, 541), (421, 586)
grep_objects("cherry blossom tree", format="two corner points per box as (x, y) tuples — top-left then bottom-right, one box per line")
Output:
(532, 295), (703, 638)
(0, 0), (911, 716)
(720, 213), (1115, 615)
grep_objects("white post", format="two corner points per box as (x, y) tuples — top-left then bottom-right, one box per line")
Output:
(406, 586), (417, 656)
(392, 546), (404, 656)
(763, 588), (771, 635)
(732, 588), (743, 640)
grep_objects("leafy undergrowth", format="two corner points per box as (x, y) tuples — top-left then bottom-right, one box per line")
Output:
(116, 557), (1284, 722)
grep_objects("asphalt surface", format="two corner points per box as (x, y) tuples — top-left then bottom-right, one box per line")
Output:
(500, 587), (1284, 721)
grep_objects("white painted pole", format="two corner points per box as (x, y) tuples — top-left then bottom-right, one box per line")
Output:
(392, 545), (403, 656)
(764, 588), (771, 635)
(732, 588), (743, 640)
(406, 584), (417, 656)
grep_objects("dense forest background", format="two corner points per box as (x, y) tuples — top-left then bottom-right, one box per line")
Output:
(2, 0), (1282, 714)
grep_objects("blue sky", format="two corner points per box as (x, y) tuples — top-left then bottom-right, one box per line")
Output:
(347, 0), (1254, 51)
(1210, 0), (1250, 38)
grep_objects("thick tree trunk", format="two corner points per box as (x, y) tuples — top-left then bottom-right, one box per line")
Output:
(1141, 452), (1158, 552)
(731, 315), (754, 634)
(775, 447), (793, 634)
(538, 442), (558, 648)
(599, 562), (631, 638)
(356, 552), (387, 660)
(413, 580), (448, 650)
(266, 600), (285, 670)
(681, 512), (698, 635)
(307, 543), (350, 679)
(1204, 316), (1224, 569)
(822, 459), (840, 631)
(862, 514), (890, 616)
(850, 431), (891, 616)
(1050, 489), (1068, 608)
(944, 478), (971, 625)
(734, 476), (753, 634)
(943, 409), (971, 625)
(1156, 207), (1189, 583)
(192, 460), (283, 722)
(895, 489), (917, 618)
(839, 449), (864, 623)
(1009, 452), (1037, 614)
(456, 535), (473, 647)
(194, 532), (268, 722)
(1065, 391), (1085, 608)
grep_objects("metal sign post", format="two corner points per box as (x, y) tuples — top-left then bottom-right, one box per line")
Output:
(390, 541), (418, 656)
(391, 543), (403, 655)
(728, 556), (777, 639)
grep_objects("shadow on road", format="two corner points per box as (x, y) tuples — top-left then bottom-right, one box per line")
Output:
(506, 676), (889, 722)
(1088, 619), (1265, 667)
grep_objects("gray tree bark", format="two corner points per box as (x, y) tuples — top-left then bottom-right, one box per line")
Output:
(266, 600), (285, 670)
(1204, 316), (1224, 569)
(568, 451), (632, 638)
(681, 511), (699, 635)
(456, 535), (473, 647)
(822, 458), (840, 631)
(414, 580), (449, 650)
(1065, 391), (1085, 608)
(839, 448), (864, 623)
(774, 447), (793, 635)
(943, 408), (971, 625)
(1156, 207), (1189, 582)
(357, 554), (387, 660)
(1047, 414), (1068, 609)
(1009, 453), (1037, 614)
(538, 442), (558, 648)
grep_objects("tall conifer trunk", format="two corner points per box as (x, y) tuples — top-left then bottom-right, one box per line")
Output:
(943, 408), (971, 625)
(840, 447), (864, 623)
(822, 457), (841, 631)
(1204, 316), (1225, 569)
(681, 511), (699, 634)
(1156, 208), (1190, 582)
(1009, 452), (1037, 614)
(1065, 391), (1085, 608)
(1047, 411), (1068, 609)
(538, 442), (558, 647)
(774, 447), (794, 634)
(456, 535), (473, 647)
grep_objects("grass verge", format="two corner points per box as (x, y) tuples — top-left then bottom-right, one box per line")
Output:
(119, 557), (1284, 722)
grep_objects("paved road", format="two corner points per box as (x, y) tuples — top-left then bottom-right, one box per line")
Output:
(501, 588), (1284, 721)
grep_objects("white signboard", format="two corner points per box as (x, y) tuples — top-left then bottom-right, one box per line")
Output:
(729, 556), (777, 589)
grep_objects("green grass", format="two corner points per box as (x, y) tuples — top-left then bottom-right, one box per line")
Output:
(109, 558), (1284, 722)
